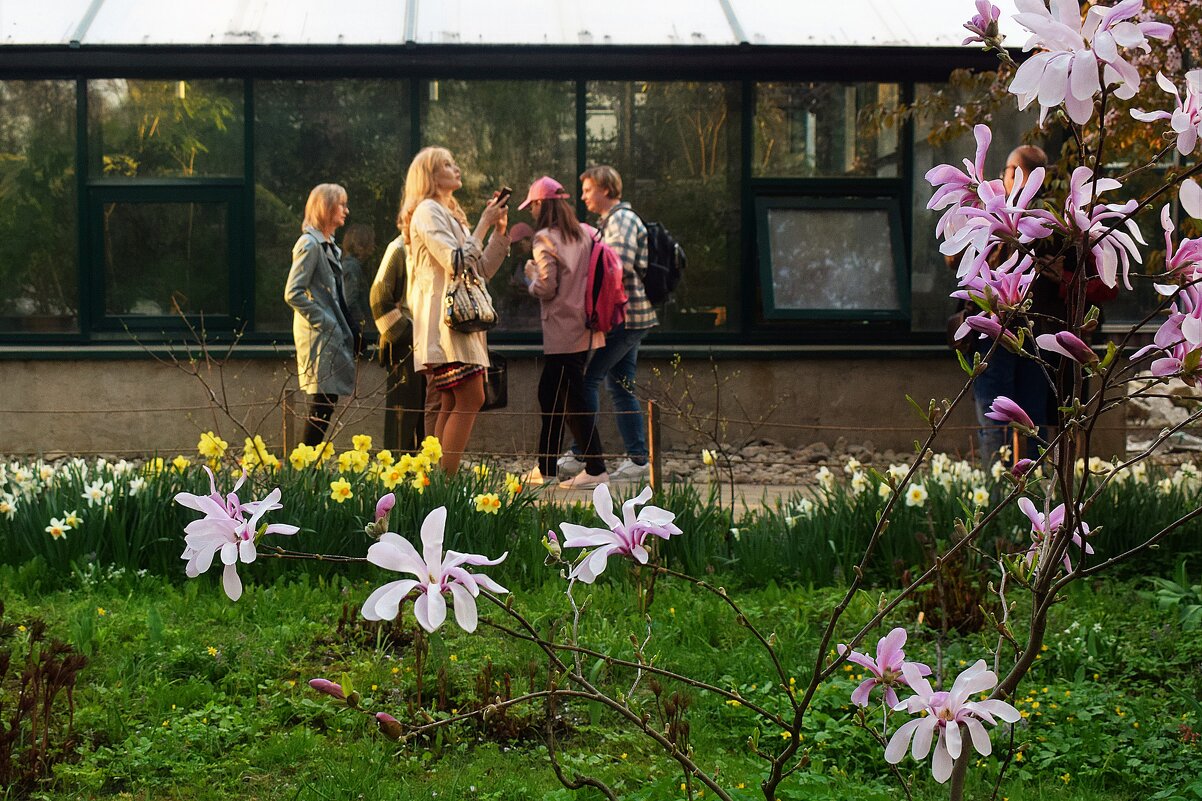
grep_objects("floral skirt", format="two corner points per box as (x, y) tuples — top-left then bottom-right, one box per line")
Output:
(426, 362), (485, 392)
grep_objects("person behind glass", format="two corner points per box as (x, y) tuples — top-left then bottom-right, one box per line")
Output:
(558, 165), (656, 482)
(285, 183), (359, 446)
(398, 147), (509, 473)
(519, 176), (609, 490)
(340, 223), (377, 347)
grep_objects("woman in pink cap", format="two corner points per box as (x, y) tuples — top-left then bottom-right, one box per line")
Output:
(398, 147), (509, 473)
(520, 176), (609, 489)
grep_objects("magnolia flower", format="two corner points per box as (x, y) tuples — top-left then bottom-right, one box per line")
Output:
(308, 678), (345, 700)
(927, 124), (994, 242)
(962, 0), (1002, 45)
(1018, 497), (1094, 572)
(361, 506), (508, 633)
(1131, 70), (1202, 155)
(951, 252), (1036, 313)
(837, 627), (931, 708)
(1036, 330), (1099, 366)
(942, 170), (1056, 280)
(375, 493), (395, 522)
(559, 485), (682, 584)
(1063, 166), (1145, 289)
(985, 395), (1037, 434)
(175, 467), (299, 601)
(885, 660), (1021, 783)
(956, 312), (1023, 352)
(1009, 0), (1172, 125)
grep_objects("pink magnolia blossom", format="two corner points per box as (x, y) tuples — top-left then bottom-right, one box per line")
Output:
(361, 506), (508, 633)
(308, 678), (346, 700)
(836, 627), (932, 708)
(955, 313), (1023, 353)
(375, 492), (396, 522)
(1064, 166), (1146, 289)
(985, 396), (1037, 434)
(175, 467), (299, 601)
(962, 0), (1002, 46)
(885, 660), (1021, 784)
(1131, 70), (1202, 155)
(1036, 330), (1099, 366)
(951, 251), (1036, 312)
(1182, 179), (1202, 220)
(559, 485), (682, 583)
(942, 170), (1056, 282)
(1133, 314), (1201, 386)
(1012, 458), (1037, 477)
(1018, 497), (1095, 572)
(927, 124), (994, 242)
(1009, 0), (1172, 125)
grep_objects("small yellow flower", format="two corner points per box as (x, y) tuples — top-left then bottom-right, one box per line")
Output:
(1031, 701), (1040, 709)
(144, 457), (165, 476)
(1060, 773), (1071, 784)
(330, 478), (354, 503)
(449, 654), (458, 662)
(391, 667), (399, 674)
(780, 730), (792, 739)
(353, 434), (373, 452)
(17, 625), (26, 632)
(96, 607), (106, 616)
(472, 464), (491, 479)
(162, 720), (169, 727)
(701, 448), (716, 466)
(726, 699), (742, 707)
(1040, 644), (1049, 652)
(412, 471), (430, 493)
(620, 753), (628, 760)
(371, 684), (378, 691)
(504, 473), (523, 497)
(669, 607), (676, 616)
(380, 465), (405, 489)
(1015, 751), (1023, 762)
(474, 493), (501, 514)
(737, 784), (745, 790)
(63, 510), (83, 528)
(314, 441), (336, 465)
(290, 444), (316, 470)
(376, 449), (395, 467)
(207, 646), (218, 657)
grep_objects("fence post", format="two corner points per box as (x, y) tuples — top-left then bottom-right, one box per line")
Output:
(647, 399), (661, 492)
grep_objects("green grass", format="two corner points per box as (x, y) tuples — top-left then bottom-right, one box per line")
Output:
(3, 558), (1200, 801)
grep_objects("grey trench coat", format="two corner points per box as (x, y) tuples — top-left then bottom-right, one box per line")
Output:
(284, 226), (357, 396)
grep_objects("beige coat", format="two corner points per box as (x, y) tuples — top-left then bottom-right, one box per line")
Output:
(406, 199), (509, 372)
(284, 226), (356, 395)
(525, 224), (605, 355)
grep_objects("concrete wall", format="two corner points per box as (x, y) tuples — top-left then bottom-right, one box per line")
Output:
(0, 352), (1125, 460)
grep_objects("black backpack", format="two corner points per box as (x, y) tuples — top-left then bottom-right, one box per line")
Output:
(639, 219), (686, 305)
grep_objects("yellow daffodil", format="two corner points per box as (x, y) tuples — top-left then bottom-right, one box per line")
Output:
(472, 464), (490, 479)
(330, 478), (354, 503)
(353, 434), (373, 452)
(381, 465), (405, 490)
(337, 451), (357, 473)
(397, 454), (414, 475)
(420, 435), (442, 462)
(96, 607), (106, 616)
(412, 453), (432, 474)
(474, 493), (501, 514)
(314, 441), (335, 465)
(504, 473), (522, 497)
(412, 471), (430, 493)
(45, 517), (71, 539)
(172, 454), (191, 472)
(701, 448), (716, 466)
(197, 431), (229, 460)
(63, 509), (83, 528)
(260, 453), (281, 471)
(376, 449), (394, 467)
(289, 443), (316, 470)
(143, 457), (165, 476)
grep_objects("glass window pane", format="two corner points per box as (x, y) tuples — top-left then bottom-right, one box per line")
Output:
(0, 80), (78, 334)
(422, 80), (576, 335)
(102, 202), (229, 316)
(762, 206), (900, 314)
(587, 81), (741, 333)
(88, 79), (244, 178)
(254, 80), (411, 333)
(754, 82), (899, 178)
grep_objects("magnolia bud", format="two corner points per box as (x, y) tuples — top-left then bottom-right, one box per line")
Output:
(308, 678), (345, 700)
(375, 492), (396, 523)
(375, 712), (403, 740)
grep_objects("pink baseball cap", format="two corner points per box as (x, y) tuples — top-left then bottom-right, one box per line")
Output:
(517, 176), (570, 210)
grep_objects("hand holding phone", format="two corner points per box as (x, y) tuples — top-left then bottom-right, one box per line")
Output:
(493, 186), (513, 207)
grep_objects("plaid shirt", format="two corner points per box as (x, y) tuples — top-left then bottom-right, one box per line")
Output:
(598, 202), (657, 330)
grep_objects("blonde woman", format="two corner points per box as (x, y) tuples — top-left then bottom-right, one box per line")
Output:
(284, 183), (358, 446)
(399, 147), (509, 473)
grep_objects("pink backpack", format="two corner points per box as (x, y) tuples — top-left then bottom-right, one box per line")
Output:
(582, 224), (627, 334)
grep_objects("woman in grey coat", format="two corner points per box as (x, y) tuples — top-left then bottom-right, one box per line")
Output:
(284, 183), (358, 445)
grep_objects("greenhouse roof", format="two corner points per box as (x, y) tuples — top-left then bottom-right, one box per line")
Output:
(1, 0), (1026, 48)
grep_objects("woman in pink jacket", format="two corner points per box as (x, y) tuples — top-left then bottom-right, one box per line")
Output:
(520, 176), (609, 489)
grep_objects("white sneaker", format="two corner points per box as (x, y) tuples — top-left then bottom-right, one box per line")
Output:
(558, 471), (609, 490)
(610, 459), (650, 481)
(520, 466), (546, 486)
(556, 451), (585, 477)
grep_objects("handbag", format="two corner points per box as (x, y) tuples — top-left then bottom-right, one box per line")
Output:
(481, 351), (508, 411)
(443, 248), (498, 333)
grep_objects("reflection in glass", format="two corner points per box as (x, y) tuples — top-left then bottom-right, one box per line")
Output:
(102, 202), (229, 317)
(254, 80), (410, 333)
(0, 80), (78, 333)
(755, 83), (899, 178)
(587, 81), (741, 332)
(88, 79), (244, 178)
(422, 80), (576, 334)
(765, 208), (900, 312)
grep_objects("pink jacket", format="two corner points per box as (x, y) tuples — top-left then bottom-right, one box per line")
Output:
(525, 224), (605, 355)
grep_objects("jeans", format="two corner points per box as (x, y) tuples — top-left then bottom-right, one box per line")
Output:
(538, 352), (605, 477)
(972, 342), (1049, 460)
(578, 324), (650, 463)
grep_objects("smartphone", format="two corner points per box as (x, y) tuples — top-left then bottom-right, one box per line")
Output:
(494, 186), (512, 206)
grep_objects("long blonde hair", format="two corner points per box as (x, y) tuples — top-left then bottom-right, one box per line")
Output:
(399, 147), (469, 245)
(302, 183), (347, 233)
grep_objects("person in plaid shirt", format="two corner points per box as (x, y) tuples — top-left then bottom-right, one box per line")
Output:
(560, 165), (657, 481)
